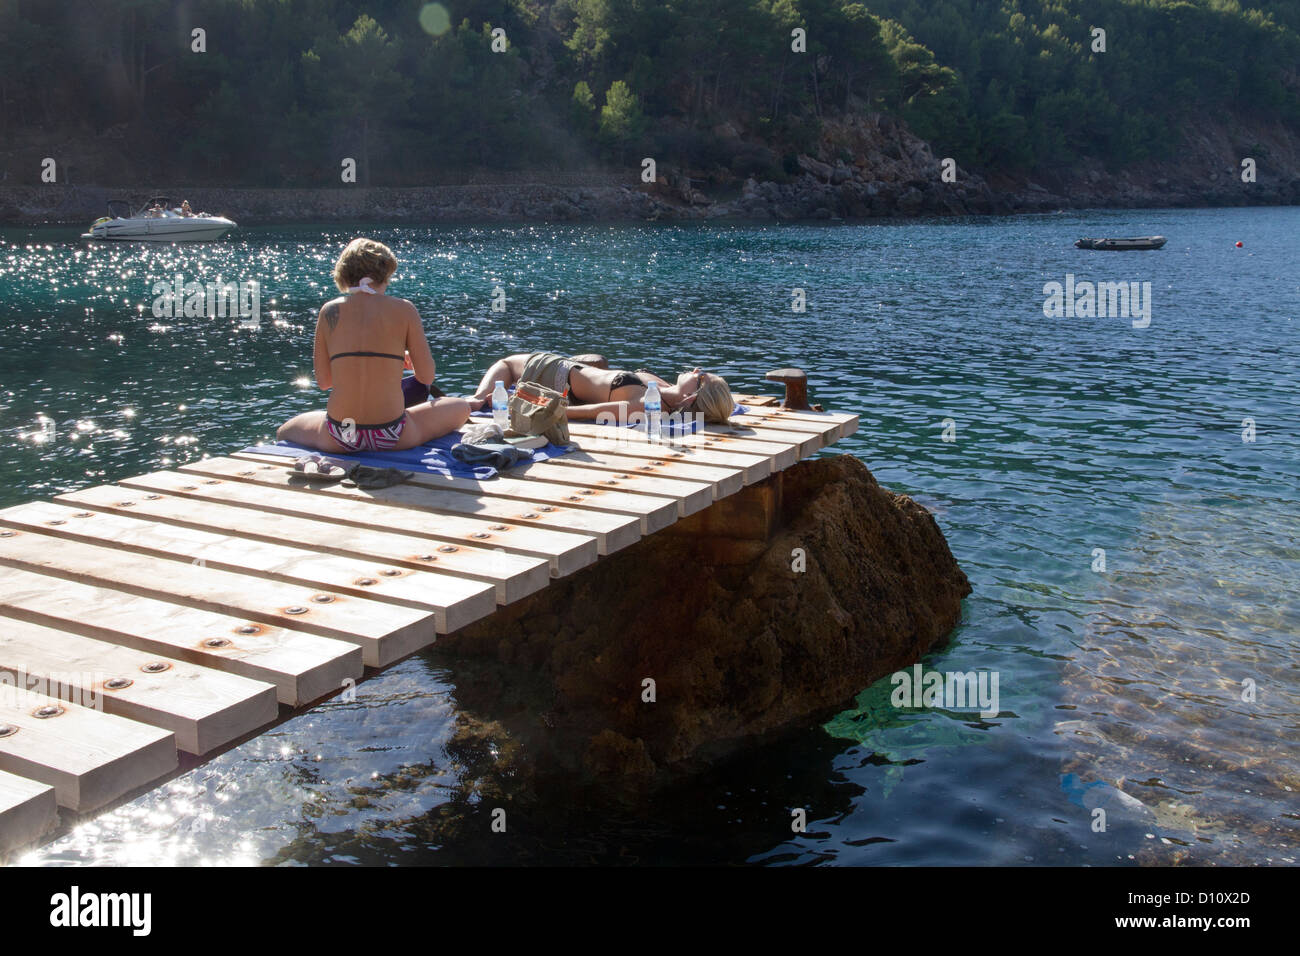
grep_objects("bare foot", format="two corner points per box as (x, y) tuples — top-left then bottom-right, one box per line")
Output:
(466, 397), (487, 412)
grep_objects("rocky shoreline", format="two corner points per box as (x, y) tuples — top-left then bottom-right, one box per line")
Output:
(3, 173), (1291, 229)
(3, 113), (1296, 226)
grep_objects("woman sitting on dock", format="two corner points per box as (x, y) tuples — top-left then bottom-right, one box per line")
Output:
(277, 238), (471, 452)
(467, 353), (735, 423)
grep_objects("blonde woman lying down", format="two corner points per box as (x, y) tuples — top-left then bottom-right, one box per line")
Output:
(467, 352), (735, 422)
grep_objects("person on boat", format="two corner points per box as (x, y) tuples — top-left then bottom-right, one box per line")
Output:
(180, 200), (195, 217)
(277, 238), (470, 452)
(467, 353), (735, 423)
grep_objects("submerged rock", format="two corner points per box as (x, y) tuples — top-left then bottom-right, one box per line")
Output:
(436, 453), (970, 792)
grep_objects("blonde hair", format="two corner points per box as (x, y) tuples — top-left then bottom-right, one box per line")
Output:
(690, 373), (734, 423)
(333, 238), (397, 292)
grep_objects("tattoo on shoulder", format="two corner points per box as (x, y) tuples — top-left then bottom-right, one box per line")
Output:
(322, 301), (340, 333)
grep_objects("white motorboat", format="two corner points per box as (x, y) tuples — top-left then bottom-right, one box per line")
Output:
(83, 197), (236, 242)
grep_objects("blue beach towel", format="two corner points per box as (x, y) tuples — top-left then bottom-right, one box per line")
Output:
(242, 430), (573, 480)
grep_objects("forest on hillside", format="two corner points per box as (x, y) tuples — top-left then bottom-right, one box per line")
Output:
(1, 0), (1297, 186)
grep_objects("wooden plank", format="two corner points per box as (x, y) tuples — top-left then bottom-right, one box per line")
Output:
(701, 421), (821, 457)
(0, 614), (278, 755)
(518, 447), (745, 499)
(57, 484), (549, 606)
(566, 423), (799, 471)
(0, 769), (58, 855)
(1, 500), (497, 630)
(179, 457), (640, 556)
(725, 414), (840, 439)
(737, 405), (859, 439)
(0, 687), (176, 812)
(733, 411), (852, 443)
(731, 393), (781, 407)
(231, 452), (679, 536)
(0, 527), (435, 668)
(390, 467), (682, 535)
(0, 564), (360, 707)
(557, 432), (772, 484)
(504, 459), (714, 516)
(119, 470), (596, 578)
(687, 428), (805, 464)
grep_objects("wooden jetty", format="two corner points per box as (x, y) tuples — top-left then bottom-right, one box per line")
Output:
(0, 382), (857, 857)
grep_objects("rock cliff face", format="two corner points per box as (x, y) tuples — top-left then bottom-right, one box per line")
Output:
(711, 112), (1004, 220)
(436, 453), (970, 791)
(697, 112), (1300, 219)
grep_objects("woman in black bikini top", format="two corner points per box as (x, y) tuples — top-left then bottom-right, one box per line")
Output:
(597, 368), (645, 396)
(276, 237), (472, 454)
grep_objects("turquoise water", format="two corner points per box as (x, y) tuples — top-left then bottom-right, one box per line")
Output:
(2, 208), (1297, 865)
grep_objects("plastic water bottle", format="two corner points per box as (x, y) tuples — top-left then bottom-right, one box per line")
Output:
(644, 381), (662, 442)
(492, 380), (509, 431)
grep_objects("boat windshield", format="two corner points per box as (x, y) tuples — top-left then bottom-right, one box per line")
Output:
(137, 197), (174, 217)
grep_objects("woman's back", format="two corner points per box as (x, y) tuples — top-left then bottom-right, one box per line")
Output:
(320, 293), (411, 424)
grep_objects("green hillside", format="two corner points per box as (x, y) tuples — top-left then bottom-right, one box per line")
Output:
(1, 0), (1296, 185)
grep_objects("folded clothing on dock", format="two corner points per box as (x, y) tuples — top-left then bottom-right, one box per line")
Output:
(243, 429), (572, 480)
(449, 441), (534, 470)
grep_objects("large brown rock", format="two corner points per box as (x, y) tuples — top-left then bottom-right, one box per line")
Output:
(436, 453), (970, 790)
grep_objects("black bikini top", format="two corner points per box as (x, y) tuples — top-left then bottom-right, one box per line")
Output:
(329, 351), (404, 362)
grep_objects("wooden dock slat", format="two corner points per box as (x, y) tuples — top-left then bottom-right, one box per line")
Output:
(0, 687), (177, 812)
(735, 405), (859, 439)
(522, 447), (745, 499)
(391, 467), (683, 535)
(1, 500), (497, 628)
(120, 469), (596, 579)
(554, 433), (773, 484)
(400, 465), (689, 527)
(728, 412), (842, 437)
(0, 614), (278, 755)
(56, 484), (550, 606)
(0, 565), (360, 706)
(680, 429), (804, 465)
(119, 470), (597, 579)
(701, 422), (821, 457)
(0, 769), (58, 855)
(0, 527), (437, 668)
(731, 393), (855, 423)
(504, 460), (714, 516)
(179, 458), (641, 556)
(731, 395), (780, 408)
(728, 412), (850, 443)
(231, 453), (680, 535)
(565, 424), (799, 471)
